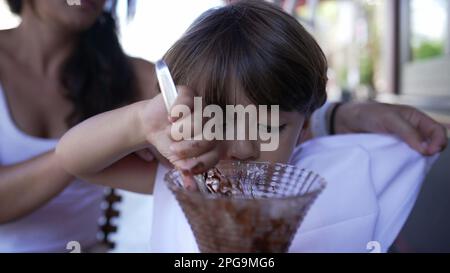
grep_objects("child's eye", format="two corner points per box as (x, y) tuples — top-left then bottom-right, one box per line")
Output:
(221, 123), (287, 133)
(258, 124), (287, 133)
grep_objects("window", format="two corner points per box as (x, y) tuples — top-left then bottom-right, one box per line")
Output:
(396, 0), (450, 118)
(410, 0), (448, 61)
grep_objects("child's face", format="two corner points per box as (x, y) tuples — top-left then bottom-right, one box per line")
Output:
(221, 110), (305, 164)
(216, 92), (306, 164)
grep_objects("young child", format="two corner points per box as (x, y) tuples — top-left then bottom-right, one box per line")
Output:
(56, 1), (438, 252)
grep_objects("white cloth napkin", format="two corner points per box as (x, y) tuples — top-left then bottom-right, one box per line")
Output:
(150, 134), (438, 253)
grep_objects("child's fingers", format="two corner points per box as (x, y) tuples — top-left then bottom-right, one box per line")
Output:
(171, 111), (203, 141)
(181, 173), (198, 192)
(173, 149), (221, 175)
(134, 148), (155, 162)
(169, 86), (196, 123)
(169, 139), (215, 160)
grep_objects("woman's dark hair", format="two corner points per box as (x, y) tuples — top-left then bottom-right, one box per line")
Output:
(164, 0), (327, 115)
(6, 0), (137, 126)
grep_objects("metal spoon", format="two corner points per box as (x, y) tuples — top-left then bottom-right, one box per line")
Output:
(155, 60), (210, 194)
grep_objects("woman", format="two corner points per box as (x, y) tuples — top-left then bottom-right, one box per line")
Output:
(0, 0), (155, 252)
(0, 0), (446, 252)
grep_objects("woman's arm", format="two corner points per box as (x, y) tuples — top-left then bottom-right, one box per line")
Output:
(333, 102), (447, 155)
(0, 151), (72, 224)
(305, 102), (447, 155)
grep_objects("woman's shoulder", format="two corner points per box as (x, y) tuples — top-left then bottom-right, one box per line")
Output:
(128, 57), (158, 100)
(0, 29), (14, 52)
(0, 30), (14, 77)
(0, 29), (16, 64)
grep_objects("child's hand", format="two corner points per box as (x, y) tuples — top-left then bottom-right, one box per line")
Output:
(138, 86), (223, 178)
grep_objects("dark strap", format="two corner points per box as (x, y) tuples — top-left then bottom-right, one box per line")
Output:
(329, 103), (343, 135)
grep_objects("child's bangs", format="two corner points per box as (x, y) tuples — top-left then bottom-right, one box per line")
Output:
(166, 33), (297, 111)
(182, 53), (280, 110)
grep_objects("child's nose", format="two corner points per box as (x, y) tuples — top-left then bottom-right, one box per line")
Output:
(225, 140), (260, 161)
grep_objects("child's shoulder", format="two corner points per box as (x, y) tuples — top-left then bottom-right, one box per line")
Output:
(289, 134), (436, 186)
(295, 134), (416, 158)
(303, 133), (404, 149)
(290, 134), (431, 171)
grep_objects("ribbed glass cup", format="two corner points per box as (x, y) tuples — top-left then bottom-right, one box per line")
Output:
(164, 161), (326, 253)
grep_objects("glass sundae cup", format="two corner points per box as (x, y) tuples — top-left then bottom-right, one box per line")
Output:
(164, 161), (326, 253)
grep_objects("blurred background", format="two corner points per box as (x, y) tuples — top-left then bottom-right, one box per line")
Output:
(1, 0), (449, 252)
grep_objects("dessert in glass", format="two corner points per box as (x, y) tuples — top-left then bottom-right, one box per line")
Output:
(164, 161), (326, 253)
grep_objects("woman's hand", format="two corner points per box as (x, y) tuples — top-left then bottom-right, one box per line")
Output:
(334, 102), (448, 156)
(138, 86), (223, 178)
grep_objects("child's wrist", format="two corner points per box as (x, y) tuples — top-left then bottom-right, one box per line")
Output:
(130, 101), (152, 151)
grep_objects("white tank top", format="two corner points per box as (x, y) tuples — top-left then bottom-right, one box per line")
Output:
(0, 84), (105, 253)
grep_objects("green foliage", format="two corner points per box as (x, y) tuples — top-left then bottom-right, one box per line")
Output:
(413, 40), (445, 60)
(359, 52), (374, 86)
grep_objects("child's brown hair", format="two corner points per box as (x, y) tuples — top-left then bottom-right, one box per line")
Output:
(164, 0), (328, 115)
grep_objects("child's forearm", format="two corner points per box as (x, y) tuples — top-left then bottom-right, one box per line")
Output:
(56, 101), (148, 177)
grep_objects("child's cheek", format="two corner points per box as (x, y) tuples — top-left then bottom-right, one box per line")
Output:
(258, 131), (298, 164)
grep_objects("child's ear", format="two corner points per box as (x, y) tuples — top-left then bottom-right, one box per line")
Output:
(302, 119), (310, 131)
(297, 119), (312, 146)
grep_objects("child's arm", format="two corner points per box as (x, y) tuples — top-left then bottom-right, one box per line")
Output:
(56, 101), (156, 193)
(56, 88), (222, 194)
